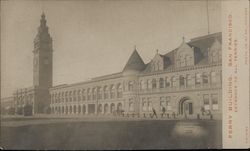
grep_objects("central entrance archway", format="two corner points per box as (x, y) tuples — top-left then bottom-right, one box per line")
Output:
(179, 97), (193, 115)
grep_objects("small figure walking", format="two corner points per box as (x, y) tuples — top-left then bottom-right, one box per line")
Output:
(161, 106), (166, 118)
(152, 108), (158, 118)
(201, 107), (205, 116)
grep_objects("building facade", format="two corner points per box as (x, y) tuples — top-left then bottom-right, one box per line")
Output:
(49, 33), (222, 119)
(1, 96), (15, 115)
(3, 14), (222, 119)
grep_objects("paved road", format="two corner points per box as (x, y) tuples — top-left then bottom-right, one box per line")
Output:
(1, 119), (222, 149)
(1, 114), (216, 127)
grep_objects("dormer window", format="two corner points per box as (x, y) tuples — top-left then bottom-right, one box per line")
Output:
(176, 40), (195, 68)
(178, 52), (192, 67)
(211, 50), (219, 63)
(153, 61), (161, 71)
(209, 39), (222, 63)
(152, 79), (157, 89)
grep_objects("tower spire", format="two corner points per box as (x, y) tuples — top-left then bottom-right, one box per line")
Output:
(206, 0), (210, 34)
(40, 12), (47, 27)
(134, 45), (137, 51)
(34, 12), (52, 49)
(35, 12), (50, 41)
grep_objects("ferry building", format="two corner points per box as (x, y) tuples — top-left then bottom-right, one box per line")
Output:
(9, 14), (222, 119)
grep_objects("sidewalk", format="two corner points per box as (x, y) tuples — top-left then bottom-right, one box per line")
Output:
(1, 114), (218, 127)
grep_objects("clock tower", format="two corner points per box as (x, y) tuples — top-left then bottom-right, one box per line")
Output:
(33, 13), (53, 88)
(32, 13), (53, 113)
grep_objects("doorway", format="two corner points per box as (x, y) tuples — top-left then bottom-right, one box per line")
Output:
(179, 97), (193, 115)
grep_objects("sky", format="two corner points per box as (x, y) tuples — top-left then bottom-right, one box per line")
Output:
(1, 0), (221, 98)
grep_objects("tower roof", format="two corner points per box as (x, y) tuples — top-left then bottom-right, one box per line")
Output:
(123, 49), (145, 72)
(34, 12), (51, 43)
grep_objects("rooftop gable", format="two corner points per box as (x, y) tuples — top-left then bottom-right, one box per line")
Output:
(122, 49), (145, 72)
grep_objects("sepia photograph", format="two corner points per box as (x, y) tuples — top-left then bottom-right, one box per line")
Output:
(0, 0), (229, 149)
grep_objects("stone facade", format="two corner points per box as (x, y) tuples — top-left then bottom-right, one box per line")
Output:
(50, 33), (222, 119)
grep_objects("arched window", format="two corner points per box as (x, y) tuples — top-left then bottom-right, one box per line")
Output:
(211, 72), (217, 84)
(117, 84), (122, 98)
(73, 105), (77, 114)
(65, 106), (68, 114)
(81, 89), (85, 101)
(87, 88), (91, 100)
(160, 97), (165, 110)
(171, 76), (177, 87)
(92, 87), (96, 100)
(97, 87), (102, 99)
(186, 74), (193, 87)
(179, 75), (185, 87)
(128, 81), (133, 91)
(195, 73), (202, 86)
(152, 79), (157, 89)
(179, 51), (185, 67)
(203, 73), (209, 85)
(165, 77), (170, 88)
(185, 54), (191, 66)
(129, 99), (134, 111)
(62, 106), (65, 114)
(140, 80), (145, 90)
(110, 85), (115, 99)
(212, 50), (218, 63)
(166, 96), (172, 111)
(159, 78), (164, 88)
(104, 86), (109, 99)
(154, 61), (161, 71)
(203, 94), (210, 110)
(142, 98), (147, 111)
(147, 79), (152, 89)
(148, 100), (152, 111)
(212, 94), (219, 110)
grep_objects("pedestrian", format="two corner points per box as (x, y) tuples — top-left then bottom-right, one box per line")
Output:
(152, 108), (158, 118)
(201, 107), (205, 116)
(161, 106), (166, 118)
